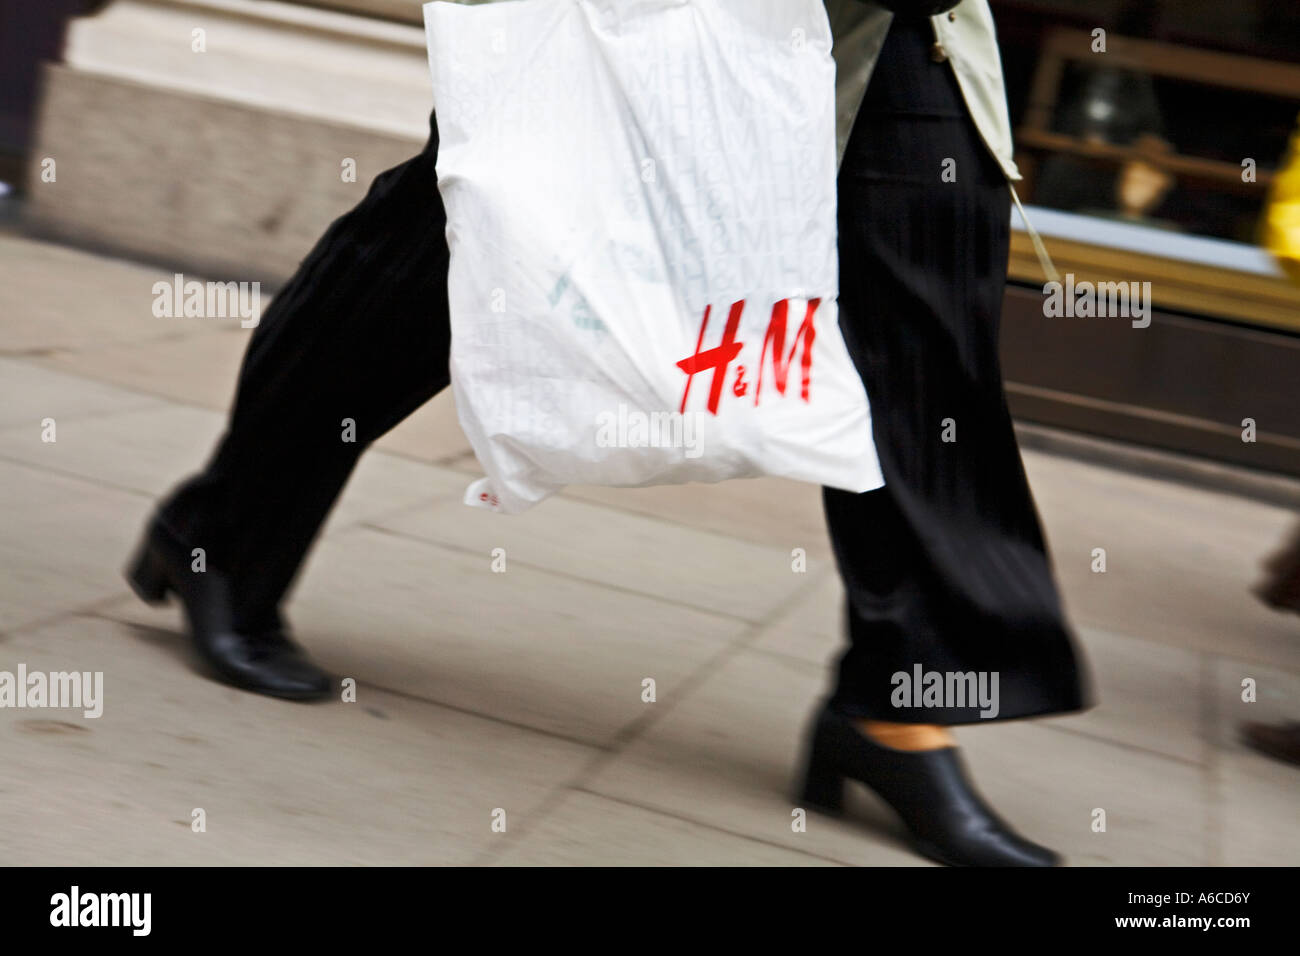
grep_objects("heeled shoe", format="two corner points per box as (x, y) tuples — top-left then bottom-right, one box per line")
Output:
(125, 517), (332, 701)
(798, 704), (1061, 866)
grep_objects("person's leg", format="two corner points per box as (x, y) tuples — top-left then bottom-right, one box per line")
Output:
(798, 18), (1082, 866)
(1238, 522), (1300, 766)
(129, 114), (452, 697)
(1256, 520), (1300, 613)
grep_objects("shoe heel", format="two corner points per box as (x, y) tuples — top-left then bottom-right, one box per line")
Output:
(799, 741), (845, 815)
(126, 545), (169, 604)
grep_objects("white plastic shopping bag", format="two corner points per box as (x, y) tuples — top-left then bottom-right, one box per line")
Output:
(423, 0), (883, 512)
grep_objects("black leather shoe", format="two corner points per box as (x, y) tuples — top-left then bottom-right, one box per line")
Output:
(799, 704), (1060, 866)
(125, 517), (332, 701)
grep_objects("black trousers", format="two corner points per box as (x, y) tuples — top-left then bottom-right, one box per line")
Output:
(161, 112), (452, 629)
(823, 19), (1086, 722)
(160, 19), (1086, 724)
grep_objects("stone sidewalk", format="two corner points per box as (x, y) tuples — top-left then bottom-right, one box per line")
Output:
(0, 232), (1296, 865)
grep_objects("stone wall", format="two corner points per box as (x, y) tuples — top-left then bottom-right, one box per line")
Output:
(24, 0), (433, 285)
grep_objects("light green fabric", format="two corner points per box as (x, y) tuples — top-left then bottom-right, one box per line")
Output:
(826, 0), (1020, 178)
(438, 0), (1019, 178)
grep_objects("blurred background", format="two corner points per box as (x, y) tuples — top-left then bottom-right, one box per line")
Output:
(0, 0), (1296, 866)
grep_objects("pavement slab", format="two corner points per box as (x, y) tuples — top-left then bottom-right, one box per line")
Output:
(0, 615), (596, 866)
(369, 494), (822, 623)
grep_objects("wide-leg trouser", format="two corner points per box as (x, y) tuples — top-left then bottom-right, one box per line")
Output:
(823, 17), (1086, 723)
(159, 115), (451, 630)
